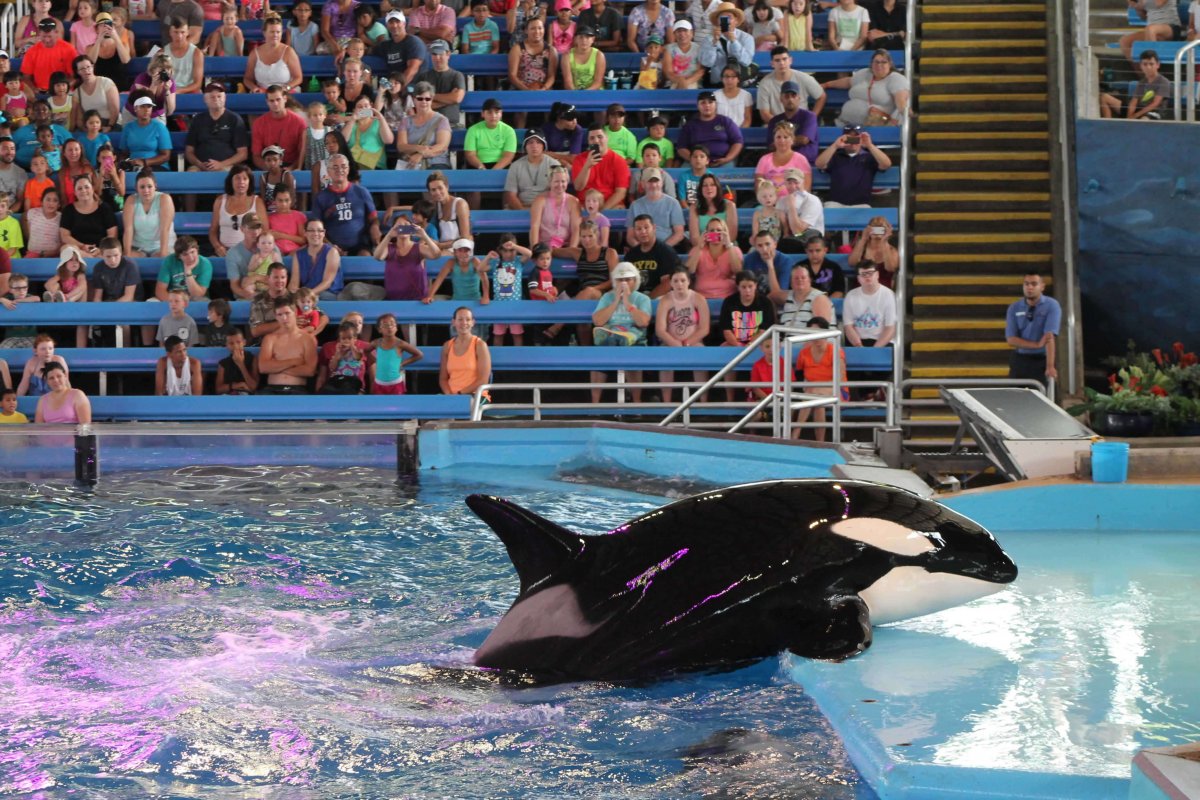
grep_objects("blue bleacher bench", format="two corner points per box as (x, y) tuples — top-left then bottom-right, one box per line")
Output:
(10, 254), (856, 284)
(15, 393), (472, 421)
(1, 345), (891, 373)
(125, 47), (892, 81)
(125, 166), (899, 194)
(0, 298), (846, 326)
(164, 206), (895, 236)
(110, 126), (900, 157)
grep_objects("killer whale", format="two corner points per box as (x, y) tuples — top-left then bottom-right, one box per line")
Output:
(468, 479), (1017, 682)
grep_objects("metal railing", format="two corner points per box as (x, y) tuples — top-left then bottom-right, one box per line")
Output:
(0, 0), (23, 57)
(1053, 0), (1081, 394)
(898, 377), (1055, 443)
(1174, 39), (1200, 122)
(893, 0), (915, 426)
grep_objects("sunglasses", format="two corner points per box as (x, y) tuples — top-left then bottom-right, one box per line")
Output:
(415, 96), (432, 101)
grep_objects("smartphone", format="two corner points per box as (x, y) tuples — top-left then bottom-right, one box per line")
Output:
(589, 143), (601, 155)
(870, 226), (886, 236)
(356, 108), (372, 119)
(704, 231), (721, 243)
(845, 135), (860, 145)
(720, 15), (730, 31)
(396, 224), (418, 235)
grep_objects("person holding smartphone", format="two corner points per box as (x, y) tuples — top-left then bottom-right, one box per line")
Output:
(813, 124), (892, 208)
(375, 214), (441, 301)
(848, 216), (899, 289)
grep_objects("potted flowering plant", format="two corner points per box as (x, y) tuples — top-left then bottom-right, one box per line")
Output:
(1068, 364), (1171, 436)
(1155, 342), (1200, 434)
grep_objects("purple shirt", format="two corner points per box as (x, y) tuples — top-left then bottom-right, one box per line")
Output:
(323, 0), (360, 40)
(767, 107), (819, 165)
(678, 114), (743, 161)
(540, 121), (586, 154)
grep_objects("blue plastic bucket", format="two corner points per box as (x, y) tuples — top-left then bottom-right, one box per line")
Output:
(1091, 441), (1130, 483)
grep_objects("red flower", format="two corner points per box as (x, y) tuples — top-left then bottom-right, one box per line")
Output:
(1108, 373), (1118, 386)
(1184, 353), (1198, 367)
(1151, 385), (1168, 397)
(1174, 342), (1185, 355)
(1152, 348), (1164, 365)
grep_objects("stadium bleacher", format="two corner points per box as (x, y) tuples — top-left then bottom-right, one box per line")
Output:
(3, 18), (909, 422)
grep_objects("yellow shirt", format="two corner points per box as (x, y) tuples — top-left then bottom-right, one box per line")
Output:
(0, 410), (28, 424)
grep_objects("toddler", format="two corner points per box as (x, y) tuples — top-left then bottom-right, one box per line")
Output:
(581, 188), (612, 249)
(204, 297), (238, 346)
(751, 180), (787, 243)
(241, 236), (284, 296)
(2, 72), (28, 128)
(206, 4), (245, 55)
(0, 195), (23, 257)
(487, 233), (531, 345)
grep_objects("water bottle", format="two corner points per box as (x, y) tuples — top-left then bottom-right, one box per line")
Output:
(307, 75), (320, 93)
(604, 70), (618, 92)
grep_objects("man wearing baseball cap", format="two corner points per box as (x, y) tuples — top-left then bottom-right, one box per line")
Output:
(503, 133), (553, 210)
(677, 90), (743, 167)
(185, 81), (249, 173)
(21, 18), (77, 93)
(414, 39), (466, 126)
(626, 167), (685, 248)
(373, 10), (429, 91)
(464, 97), (517, 171)
(766, 80), (820, 165)
(813, 124), (892, 207)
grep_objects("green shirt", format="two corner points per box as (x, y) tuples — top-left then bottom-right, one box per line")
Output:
(637, 134), (675, 164)
(157, 254), (214, 295)
(605, 125), (638, 163)
(464, 121), (517, 165)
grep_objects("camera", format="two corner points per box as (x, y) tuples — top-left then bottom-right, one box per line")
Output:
(704, 231), (721, 243)
(720, 15), (730, 32)
(356, 107), (372, 119)
(157, 71), (170, 82)
(844, 135), (860, 145)
(99, 18), (113, 27)
(870, 226), (886, 236)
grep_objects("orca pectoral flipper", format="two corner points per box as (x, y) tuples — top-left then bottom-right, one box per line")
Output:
(466, 495), (586, 596)
(783, 595), (873, 661)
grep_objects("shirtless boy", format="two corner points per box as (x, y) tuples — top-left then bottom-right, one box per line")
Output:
(258, 296), (317, 393)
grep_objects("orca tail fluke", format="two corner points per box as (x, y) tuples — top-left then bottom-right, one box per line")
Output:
(466, 495), (585, 596)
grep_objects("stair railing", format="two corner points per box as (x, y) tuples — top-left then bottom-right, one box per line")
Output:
(1172, 39), (1200, 122)
(892, 0), (916, 426)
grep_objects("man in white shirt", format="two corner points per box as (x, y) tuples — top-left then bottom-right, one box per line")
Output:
(757, 46), (825, 123)
(776, 169), (825, 241)
(843, 261), (896, 348)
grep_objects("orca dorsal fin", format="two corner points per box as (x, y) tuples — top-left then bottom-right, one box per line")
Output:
(466, 495), (585, 596)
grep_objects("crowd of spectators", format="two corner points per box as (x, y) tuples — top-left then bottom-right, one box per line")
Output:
(0, 0), (909, 417)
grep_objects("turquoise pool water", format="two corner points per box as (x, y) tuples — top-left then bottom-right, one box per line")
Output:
(789, 526), (1200, 800)
(0, 466), (875, 798)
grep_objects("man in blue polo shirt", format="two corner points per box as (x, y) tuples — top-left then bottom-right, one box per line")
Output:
(676, 90), (743, 168)
(1005, 272), (1061, 388)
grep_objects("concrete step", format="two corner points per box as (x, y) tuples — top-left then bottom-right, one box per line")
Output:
(918, 74), (1048, 93)
(919, 93), (1049, 113)
(915, 191), (1051, 212)
(918, 111), (1049, 133)
(922, 21), (1046, 37)
(913, 211), (1052, 234)
(922, 4), (1045, 22)
(916, 130), (1049, 152)
(915, 170), (1051, 193)
(911, 364), (1010, 378)
(920, 55), (1047, 77)
(915, 151), (1050, 173)
(913, 252), (1053, 268)
(919, 39), (1046, 58)
(913, 273), (1053, 287)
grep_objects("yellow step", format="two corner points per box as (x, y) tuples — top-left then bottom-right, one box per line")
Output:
(919, 152), (1050, 162)
(921, 74), (1047, 86)
(922, 39), (1046, 49)
(917, 192), (1050, 202)
(924, 3), (1045, 12)
(917, 171), (1050, 180)
(921, 93), (1048, 103)
(913, 319), (1007, 330)
(914, 232), (1051, 244)
(913, 296), (1014, 305)
(912, 366), (1010, 378)
(921, 112), (1048, 123)
(915, 211), (1051, 221)
(924, 20), (1043, 30)
(911, 388), (944, 399)
(914, 274), (1052, 286)
(912, 341), (1012, 352)
(922, 56), (1047, 65)
(908, 413), (962, 423)
(918, 131), (1048, 141)
(915, 253), (1052, 263)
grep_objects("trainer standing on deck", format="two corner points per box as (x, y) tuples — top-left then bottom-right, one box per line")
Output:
(1005, 272), (1060, 389)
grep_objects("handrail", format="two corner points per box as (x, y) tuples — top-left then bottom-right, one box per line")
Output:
(770, 325), (845, 441)
(892, 0), (916, 425)
(658, 328), (774, 427)
(1054, 0), (1081, 395)
(0, 0), (22, 56)
(1173, 38), (1200, 122)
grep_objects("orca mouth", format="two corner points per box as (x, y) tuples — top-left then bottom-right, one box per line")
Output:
(927, 554), (1018, 585)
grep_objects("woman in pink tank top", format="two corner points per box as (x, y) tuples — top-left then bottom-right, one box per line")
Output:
(34, 362), (92, 424)
(686, 218), (742, 300)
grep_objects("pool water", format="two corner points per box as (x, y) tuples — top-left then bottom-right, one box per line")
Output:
(0, 466), (876, 799)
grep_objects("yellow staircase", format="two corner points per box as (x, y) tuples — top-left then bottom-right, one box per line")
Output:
(909, 0), (1053, 412)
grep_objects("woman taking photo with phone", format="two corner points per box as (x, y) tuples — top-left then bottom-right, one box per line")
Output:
(375, 214), (442, 301)
(848, 215), (899, 288)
